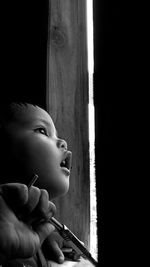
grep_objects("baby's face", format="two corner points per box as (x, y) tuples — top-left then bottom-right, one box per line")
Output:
(4, 104), (72, 199)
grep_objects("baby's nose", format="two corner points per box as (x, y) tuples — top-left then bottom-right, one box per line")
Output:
(57, 139), (67, 150)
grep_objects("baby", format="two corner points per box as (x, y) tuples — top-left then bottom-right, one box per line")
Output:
(0, 102), (72, 266)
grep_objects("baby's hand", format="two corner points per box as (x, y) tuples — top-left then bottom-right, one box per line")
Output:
(42, 231), (66, 263)
(0, 183), (56, 264)
(42, 231), (83, 264)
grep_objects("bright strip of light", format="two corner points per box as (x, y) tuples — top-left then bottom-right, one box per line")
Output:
(86, 0), (98, 260)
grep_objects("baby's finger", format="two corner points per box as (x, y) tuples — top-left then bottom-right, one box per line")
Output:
(48, 201), (56, 219)
(42, 232), (64, 263)
(18, 186), (41, 221)
(31, 189), (56, 220)
(23, 189), (56, 226)
(26, 186), (41, 213)
(0, 183), (28, 208)
(50, 240), (65, 264)
(35, 189), (49, 218)
(35, 222), (55, 245)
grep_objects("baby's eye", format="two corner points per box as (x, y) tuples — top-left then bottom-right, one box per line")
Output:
(35, 127), (48, 136)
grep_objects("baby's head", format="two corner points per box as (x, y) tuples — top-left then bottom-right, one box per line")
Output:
(0, 102), (72, 199)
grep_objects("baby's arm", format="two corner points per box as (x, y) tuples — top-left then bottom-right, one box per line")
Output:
(0, 183), (56, 264)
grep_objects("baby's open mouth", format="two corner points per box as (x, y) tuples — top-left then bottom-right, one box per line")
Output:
(60, 151), (72, 174)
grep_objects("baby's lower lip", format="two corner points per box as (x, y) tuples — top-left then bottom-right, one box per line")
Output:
(61, 167), (70, 176)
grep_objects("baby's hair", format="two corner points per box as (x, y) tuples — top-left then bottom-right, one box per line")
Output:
(0, 102), (37, 129)
(0, 102), (38, 153)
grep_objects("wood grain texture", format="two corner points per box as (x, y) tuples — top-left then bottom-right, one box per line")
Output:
(47, 0), (90, 248)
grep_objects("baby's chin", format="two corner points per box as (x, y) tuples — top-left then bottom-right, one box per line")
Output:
(5, 167), (70, 199)
(49, 189), (68, 200)
(43, 185), (69, 200)
(36, 177), (70, 200)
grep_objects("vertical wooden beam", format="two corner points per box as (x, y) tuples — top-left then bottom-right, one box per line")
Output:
(47, 0), (90, 247)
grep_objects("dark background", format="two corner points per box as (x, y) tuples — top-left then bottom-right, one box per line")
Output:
(94, 0), (121, 264)
(0, 1), (48, 107)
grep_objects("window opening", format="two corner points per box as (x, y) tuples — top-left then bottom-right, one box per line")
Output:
(86, 0), (98, 260)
